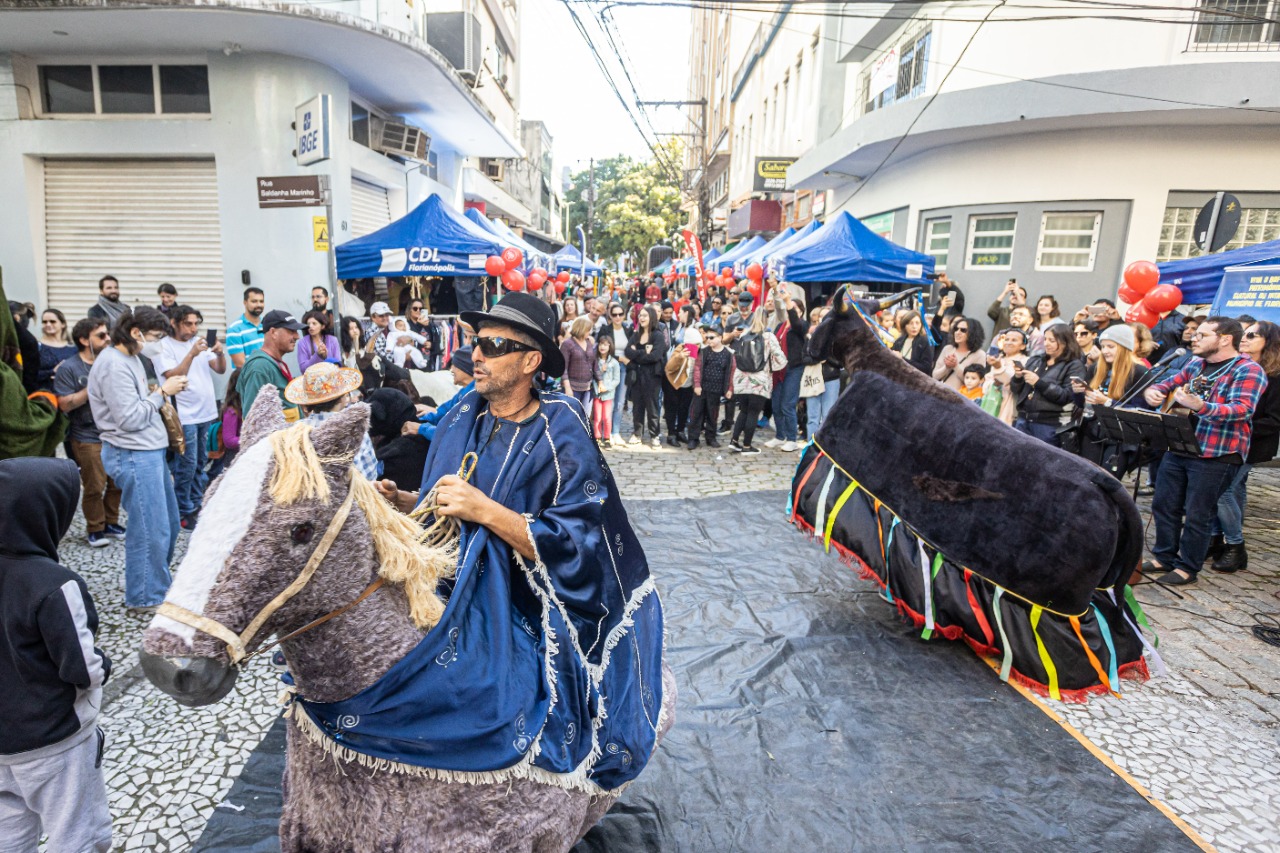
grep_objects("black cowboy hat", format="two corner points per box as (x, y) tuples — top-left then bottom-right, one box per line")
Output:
(460, 292), (565, 377)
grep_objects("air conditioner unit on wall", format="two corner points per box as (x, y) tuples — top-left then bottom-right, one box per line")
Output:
(425, 12), (482, 83)
(483, 158), (505, 182)
(372, 117), (431, 163)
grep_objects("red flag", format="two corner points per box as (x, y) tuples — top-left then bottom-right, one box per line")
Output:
(681, 228), (707, 302)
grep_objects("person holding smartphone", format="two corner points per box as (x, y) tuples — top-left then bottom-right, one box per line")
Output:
(153, 304), (226, 529)
(1010, 325), (1087, 447)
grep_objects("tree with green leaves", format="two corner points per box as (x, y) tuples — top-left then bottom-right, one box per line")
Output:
(564, 139), (686, 269)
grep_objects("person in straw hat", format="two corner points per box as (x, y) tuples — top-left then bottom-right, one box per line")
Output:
(284, 362), (380, 482)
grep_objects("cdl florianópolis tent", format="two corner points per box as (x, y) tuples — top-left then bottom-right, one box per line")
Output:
(336, 194), (511, 279)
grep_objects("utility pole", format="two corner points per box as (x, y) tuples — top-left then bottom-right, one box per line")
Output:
(586, 157), (595, 260)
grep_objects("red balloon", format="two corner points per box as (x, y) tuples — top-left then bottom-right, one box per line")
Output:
(501, 247), (524, 271)
(527, 273), (546, 290)
(720, 267), (733, 278)
(530, 267), (548, 282)
(1117, 282), (1143, 305)
(484, 255), (506, 276)
(501, 269), (526, 292)
(1123, 260), (1160, 296)
(746, 280), (762, 297)
(1143, 284), (1183, 314)
(745, 263), (764, 282)
(1124, 301), (1159, 328)
(703, 269), (716, 283)
(557, 270), (571, 283)
(553, 280), (566, 295)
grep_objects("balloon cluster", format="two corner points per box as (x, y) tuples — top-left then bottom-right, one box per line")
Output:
(1119, 260), (1182, 328)
(484, 248), (526, 291)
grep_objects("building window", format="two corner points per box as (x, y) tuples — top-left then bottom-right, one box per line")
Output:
(1157, 205), (1280, 260)
(797, 193), (812, 222)
(424, 149), (439, 181)
(863, 28), (931, 115)
(39, 65), (94, 114)
(351, 102), (371, 148)
(1190, 0), (1280, 49)
(1035, 212), (1102, 271)
(924, 218), (950, 271)
(966, 214), (1017, 270)
(38, 64), (209, 115)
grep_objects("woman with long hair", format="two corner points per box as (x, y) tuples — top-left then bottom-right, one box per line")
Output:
(86, 308), (187, 610)
(339, 314), (380, 392)
(1208, 320), (1280, 572)
(36, 307), (76, 393)
(1009, 324), (1087, 446)
(1072, 324), (1149, 474)
(624, 305), (668, 446)
(558, 297), (580, 342)
(729, 307), (786, 454)
(297, 309), (341, 372)
(984, 328), (1029, 425)
(932, 315), (986, 390)
(889, 310), (933, 375)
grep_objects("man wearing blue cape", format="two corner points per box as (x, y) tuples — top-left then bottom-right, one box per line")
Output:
(369, 291), (669, 793)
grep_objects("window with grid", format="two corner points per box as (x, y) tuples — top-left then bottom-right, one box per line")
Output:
(39, 64), (209, 115)
(924, 218), (950, 271)
(966, 215), (1016, 270)
(1157, 206), (1280, 260)
(1190, 0), (1280, 49)
(1035, 212), (1102, 271)
(860, 26), (931, 116)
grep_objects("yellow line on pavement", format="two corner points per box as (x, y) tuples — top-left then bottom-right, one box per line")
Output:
(983, 658), (1217, 853)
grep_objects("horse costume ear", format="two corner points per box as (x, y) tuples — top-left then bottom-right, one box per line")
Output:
(309, 402), (371, 461)
(241, 385), (287, 451)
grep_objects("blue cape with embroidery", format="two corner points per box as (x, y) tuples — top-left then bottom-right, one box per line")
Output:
(297, 390), (665, 792)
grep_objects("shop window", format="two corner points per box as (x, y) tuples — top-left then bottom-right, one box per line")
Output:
(40, 65), (94, 113)
(1157, 205), (1280, 261)
(924, 218), (950, 271)
(98, 66), (154, 114)
(159, 66), (210, 114)
(1036, 212), (1102, 271)
(966, 214), (1016, 270)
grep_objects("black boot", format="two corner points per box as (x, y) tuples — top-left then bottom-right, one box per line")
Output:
(1211, 542), (1247, 573)
(1205, 534), (1226, 563)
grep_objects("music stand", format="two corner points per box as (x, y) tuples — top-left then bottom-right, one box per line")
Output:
(1092, 406), (1202, 499)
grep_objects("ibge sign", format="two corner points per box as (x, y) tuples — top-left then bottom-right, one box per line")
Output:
(295, 95), (331, 166)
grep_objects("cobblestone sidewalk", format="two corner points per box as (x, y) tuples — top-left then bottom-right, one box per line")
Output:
(60, 443), (1280, 851)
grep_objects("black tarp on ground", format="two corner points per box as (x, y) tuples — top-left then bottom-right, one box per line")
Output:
(195, 491), (1194, 853)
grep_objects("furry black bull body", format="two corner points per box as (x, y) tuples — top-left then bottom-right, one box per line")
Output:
(791, 288), (1159, 700)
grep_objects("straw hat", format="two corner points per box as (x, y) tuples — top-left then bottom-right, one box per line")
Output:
(284, 362), (363, 406)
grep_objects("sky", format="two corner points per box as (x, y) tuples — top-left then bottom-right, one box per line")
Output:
(520, 0), (691, 178)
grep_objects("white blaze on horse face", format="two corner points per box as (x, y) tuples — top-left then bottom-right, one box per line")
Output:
(149, 439), (274, 647)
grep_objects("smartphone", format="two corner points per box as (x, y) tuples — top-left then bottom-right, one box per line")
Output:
(206, 329), (217, 348)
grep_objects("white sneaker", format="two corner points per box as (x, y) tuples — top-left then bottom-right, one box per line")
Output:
(611, 434), (623, 447)
(780, 440), (799, 452)
(763, 437), (783, 449)
(651, 437), (662, 447)
(627, 435), (641, 445)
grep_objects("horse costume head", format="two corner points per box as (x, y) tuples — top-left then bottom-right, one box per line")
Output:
(141, 386), (452, 707)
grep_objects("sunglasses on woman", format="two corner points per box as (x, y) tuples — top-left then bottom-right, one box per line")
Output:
(1244, 331), (1261, 339)
(475, 335), (539, 358)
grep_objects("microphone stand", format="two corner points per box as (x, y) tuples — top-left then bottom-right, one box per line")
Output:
(1111, 349), (1187, 501)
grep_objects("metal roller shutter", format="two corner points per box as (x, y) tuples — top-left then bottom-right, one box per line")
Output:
(44, 159), (227, 328)
(351, 178), (391, 238)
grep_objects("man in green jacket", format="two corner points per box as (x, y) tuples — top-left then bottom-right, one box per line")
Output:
(237, 310), (305, 421)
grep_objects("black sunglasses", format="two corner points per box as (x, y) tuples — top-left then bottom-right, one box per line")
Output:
(409, 305), (422, 312)
(610, 311), (624, 317)
(475, 335), (539, 358)
(1244, 331), (1261, 339)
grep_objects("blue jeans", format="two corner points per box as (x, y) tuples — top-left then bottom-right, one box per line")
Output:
(1152, 454), (1239, 576)
(771, 366), (803, 441)
(169, 420), (212, 517)
(612, 363), (628, 431)
(571, 389), (593, 434)
(1014, 418), (1061, 446)
(806, 379), (840, 438)
(102, 443), (179, 607)
(1212, 462), (1253, 545)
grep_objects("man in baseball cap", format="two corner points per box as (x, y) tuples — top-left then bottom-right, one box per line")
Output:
(238, 310), (305, 420)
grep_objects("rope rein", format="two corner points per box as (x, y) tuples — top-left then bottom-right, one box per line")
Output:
(407, 452), (478, 551)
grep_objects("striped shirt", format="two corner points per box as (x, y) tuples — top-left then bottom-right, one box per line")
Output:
(226, 314), (264, 360)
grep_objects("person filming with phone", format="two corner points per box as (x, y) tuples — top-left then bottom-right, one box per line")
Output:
(1139, 316), (1266, 586)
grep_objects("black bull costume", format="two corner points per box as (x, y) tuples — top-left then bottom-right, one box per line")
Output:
(790, 287), (1162, 701)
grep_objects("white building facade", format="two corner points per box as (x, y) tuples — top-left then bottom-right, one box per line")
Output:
(787, 1), (1280, 312)
(0, 0), (523, 327)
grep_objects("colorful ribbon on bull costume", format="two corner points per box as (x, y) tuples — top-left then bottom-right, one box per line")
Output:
(790, 441), (1161, 703)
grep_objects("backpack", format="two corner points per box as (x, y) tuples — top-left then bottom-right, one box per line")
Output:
(734, 331), (766, 373)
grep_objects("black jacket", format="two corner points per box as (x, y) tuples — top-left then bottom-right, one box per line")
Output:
(0, 458), (111, 757)
(1248, 371), (1280, 463)
(1149, 312), (1186, 364)
(778, 305), (810, 370)
(1011, 355), (1087, 423)
(625, 330), (668, 379)
(891, 334), (934, 376)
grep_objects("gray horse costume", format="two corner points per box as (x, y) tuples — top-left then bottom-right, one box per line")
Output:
(142, 389), (674, 852)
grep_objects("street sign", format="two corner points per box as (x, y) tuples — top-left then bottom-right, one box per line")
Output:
(1195, 192), (1241, 253)
(295, 94), (331, 166)
(257, 176), (325, 208)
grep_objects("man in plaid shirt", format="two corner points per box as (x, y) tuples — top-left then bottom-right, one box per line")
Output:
(1142, 316), (1267, 585)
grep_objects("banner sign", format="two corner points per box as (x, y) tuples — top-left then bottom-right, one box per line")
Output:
(753, 158), (796, 193)
(1210, 265), (1280, 322)
(681, 228), (707, 301)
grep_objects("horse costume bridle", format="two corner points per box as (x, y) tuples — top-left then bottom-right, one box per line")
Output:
(157, 481), (385, 667)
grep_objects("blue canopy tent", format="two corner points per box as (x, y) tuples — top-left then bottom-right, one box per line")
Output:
(336, 194), (510, 279)
(710, 236), (768, 275)
(732, 228), (795, 276)
(553, 245), (605, 275)
(675, 246), (723, 276)
(762, 220), (822, 276)
(771, 212), (934, 285)
(1157, 239), (1280, 305)
(481, 214), (553, 270)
